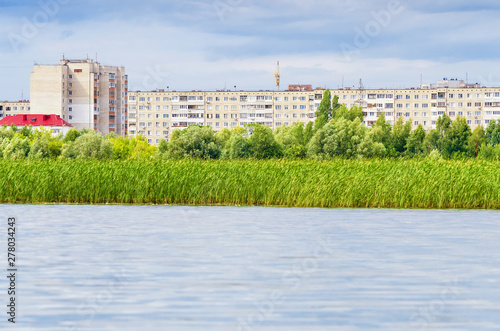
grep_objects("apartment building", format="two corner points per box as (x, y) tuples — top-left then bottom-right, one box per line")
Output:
(128, 89), (318, 144)
(129, 80), (500, 145)
(0, 101), (31, 119)
(30, 59), (128, 135)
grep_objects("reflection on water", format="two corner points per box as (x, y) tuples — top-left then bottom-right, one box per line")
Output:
(1, 205), (500, 330)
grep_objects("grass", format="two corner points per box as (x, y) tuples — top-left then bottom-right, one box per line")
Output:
(0, 158), (499, 209)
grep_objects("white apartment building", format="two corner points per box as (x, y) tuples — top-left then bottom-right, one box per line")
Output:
(29, 59), (128, 135)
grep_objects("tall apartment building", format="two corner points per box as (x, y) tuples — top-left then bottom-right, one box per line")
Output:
(128, 80), (500, 145)
(30, 59), (128, 135)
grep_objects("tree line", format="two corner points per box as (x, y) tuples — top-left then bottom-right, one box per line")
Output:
(1, 89), (500, 160)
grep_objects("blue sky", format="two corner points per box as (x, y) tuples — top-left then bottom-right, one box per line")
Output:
(1, 0), (500, 100)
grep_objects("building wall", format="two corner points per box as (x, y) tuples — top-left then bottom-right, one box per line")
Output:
(129, 87), (500, 145)
(30, 59), (127, 136)
(0, 101), (31, 119)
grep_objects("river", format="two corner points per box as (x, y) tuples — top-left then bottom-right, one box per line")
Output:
(1, 205), (499, 330)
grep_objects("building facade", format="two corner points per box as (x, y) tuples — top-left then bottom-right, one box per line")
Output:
(129, 81), (500, 144)
(30, 59), (128, 135)
(0, 101), (31, 119)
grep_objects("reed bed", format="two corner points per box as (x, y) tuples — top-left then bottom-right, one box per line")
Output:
(1, 159), (499, 209)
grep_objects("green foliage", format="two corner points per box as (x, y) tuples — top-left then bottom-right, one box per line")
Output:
(222, 135), (251, 159)
(247, 124), (282, 159)
(215, 128), (232, 149)
(308, 117), (367, 159)
(274, 122), (307, 158)
(392, 117), (412, 155)
(2, 135), (30, 159)
(63, 128), (82, 143)
(335, 104), (364, 122)
(166, 125), (221, 159)
(485, 120), (500, 146)
(314, 90), (332, 131)
(371, 113), (393, 155)
(61, 132), (113, 159)
(405, 124), (426, 156)
(303, 122), (314, 144)
(468, 125), (486, 157)
(440, 116), (471, 159)
(0, 124), (16, 139)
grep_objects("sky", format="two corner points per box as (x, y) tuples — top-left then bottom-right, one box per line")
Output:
(1, 0), (500, 100)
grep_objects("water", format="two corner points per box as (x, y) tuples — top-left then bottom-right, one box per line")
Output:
(1, 205), (499, 330)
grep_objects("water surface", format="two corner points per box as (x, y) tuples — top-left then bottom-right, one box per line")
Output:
(1, 205), (499, 330)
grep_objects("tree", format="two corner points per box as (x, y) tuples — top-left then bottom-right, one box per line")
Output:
(215, 128), (232, 149)
(274, 122), (307, 158)
(335, 104), (364, 122)
(166, 125), (221, 159)
(2, 135), (30, 159)
(247, 124), (282, 159)
(440, 116), (471, 159)
(61, 132), (113, 159)
(303, 122), (314, 145)
(307, 117), (367, 159)
(468, 125), (486, 157)
(370, 113), (393, 154)
(485, 120), (500, 146)
(405, 124), (426, 157)
(314, 89), (332, 130)
(222, 135), (251, 159)
(392, 117), (412, 154)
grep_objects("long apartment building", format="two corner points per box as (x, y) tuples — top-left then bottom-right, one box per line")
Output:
(129, 79), (500, 145)
(0, 59), (128, 136)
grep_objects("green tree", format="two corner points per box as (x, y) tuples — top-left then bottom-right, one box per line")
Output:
(166, 125), (221, 159)
(314, 89), (332, 130)
(274, 122), (307, 158)
(303, 122), (314, 145)
(370, 113), (393, 154)
(468, 125), (486, 157)
(247, 124), (282, 159)
(440, 116), (471, 158)
(2, 134), (30, 159)
(485, 120), (500, 146)
(307, 117), (367, 159)
(61, 132), (113, 159)
(222, 135), (251, 159)
(392, 117), (412, 154)
(335, 104), (364, 122)
(405, 124), (426, 157)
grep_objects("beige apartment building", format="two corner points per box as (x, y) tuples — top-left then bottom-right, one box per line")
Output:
(0, 101), (31, 119)
(29, 59), (128, 135)
(129, 80), (500, 145)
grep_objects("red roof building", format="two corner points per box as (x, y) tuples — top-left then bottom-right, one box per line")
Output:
(0, 114), (72, 135)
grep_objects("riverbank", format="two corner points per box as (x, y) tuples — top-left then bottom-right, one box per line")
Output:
(1, 159), (499, 209)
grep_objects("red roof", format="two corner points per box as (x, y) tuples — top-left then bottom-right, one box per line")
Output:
(0, 114), (72, 127)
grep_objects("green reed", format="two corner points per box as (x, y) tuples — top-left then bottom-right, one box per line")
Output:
(0, 159), (499, 209)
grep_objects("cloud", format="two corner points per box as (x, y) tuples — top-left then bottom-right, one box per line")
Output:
(1, 1), (500, 100)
